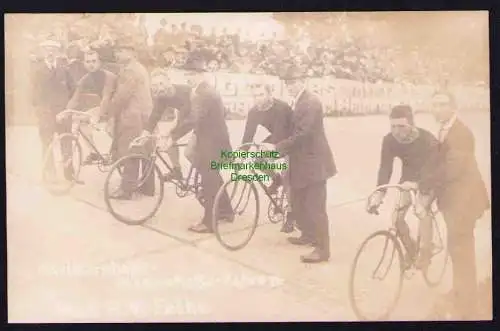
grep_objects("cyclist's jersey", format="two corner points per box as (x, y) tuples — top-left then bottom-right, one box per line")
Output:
(377, 128), (439, 190)
(145, 84), (192, 133)
(241, 98), (293, 146)
(79, 69), (108, 99)
(67, 69), (116, 110)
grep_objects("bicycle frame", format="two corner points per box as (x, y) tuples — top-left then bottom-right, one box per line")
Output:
(368, 184), (445, 272)
(58, 109), (111, 164)
(230, 142), (287, 214)
(76, 126), (109, 163)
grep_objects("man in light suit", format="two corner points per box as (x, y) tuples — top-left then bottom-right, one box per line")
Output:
(276, 66), (337, 263)
(420, 90), (490, 319)
(105, 37), (154, 200)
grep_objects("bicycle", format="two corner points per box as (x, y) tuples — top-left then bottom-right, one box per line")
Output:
(348, 184), (449, 321)
(41, 109), (114, 195)
(211, 142), (290, 251)
(103, 133), (203, 225)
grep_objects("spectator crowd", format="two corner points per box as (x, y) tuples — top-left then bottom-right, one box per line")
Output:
(29, 15), (395, 84)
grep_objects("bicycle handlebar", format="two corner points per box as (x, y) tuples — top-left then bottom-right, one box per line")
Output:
(129, 133), (156, 148)
(58, 109), (107, 132)
(58, 109), (93, 121)
(367, 184), (418, 215)
(129, 133), (189, 149)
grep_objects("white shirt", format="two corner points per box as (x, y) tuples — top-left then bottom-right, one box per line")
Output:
(438, 114), (457, 142)
(290, 87), (306, 110)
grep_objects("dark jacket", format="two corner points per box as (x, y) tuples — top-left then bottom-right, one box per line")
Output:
(420, 118), (490, 222)
(170, 81), (232, 168)
(276, 90), (337, 189)
(31, 58), (75, 113)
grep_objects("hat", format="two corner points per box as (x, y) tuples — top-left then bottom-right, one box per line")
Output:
(39, 40), (61, 49)
(279, 64), (307, 81)
(182, 53), (207, 72)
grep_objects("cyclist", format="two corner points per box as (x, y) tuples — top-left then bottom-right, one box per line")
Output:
(241, 81), (294, 233)
(366, 104), (439, 269)
(138, 68), (193, 181)
(65, 48), (117, 165)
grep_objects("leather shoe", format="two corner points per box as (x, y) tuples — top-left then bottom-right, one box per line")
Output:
(109, 189), (132, 200)
(218, 214), (235, 223)
(188, 223), (213, 234)
(300, 249), (330, 263)
(287, 235), (313, 246)
(64, 172), (84, 185)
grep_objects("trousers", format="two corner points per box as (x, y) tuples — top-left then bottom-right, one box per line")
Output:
(290, 180), (330, 255)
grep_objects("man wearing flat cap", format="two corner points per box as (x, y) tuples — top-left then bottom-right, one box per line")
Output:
(276, 65), (337, 263)
(105, 37), (154, 199)
(162, 53), (233, 233)
(31, 39), (77, 182)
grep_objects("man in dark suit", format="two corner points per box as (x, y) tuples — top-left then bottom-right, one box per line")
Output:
(31, 39), (76, 181)
(420, 90), (490, 319)
(275, 66), (337, 263)
(105, 38), (153, 200)
(163, 54), (233, 233)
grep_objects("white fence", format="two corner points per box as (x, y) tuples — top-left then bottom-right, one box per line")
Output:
(7, 69), (490, 125)
(170, 70), (490, 116)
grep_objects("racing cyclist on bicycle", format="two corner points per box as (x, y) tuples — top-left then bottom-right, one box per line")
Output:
(137, 68), (192, 181)
(366, 105), (439, 269)
(241, 81), (295, 233)
(65, 49), (117, 166)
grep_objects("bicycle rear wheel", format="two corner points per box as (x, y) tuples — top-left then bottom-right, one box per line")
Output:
(422, 214), (450, 287)
(212, 180), (259, 251)
(349, 230), (405, 321)
(41, 133), (82, 196)
(104, 154), (164, 225)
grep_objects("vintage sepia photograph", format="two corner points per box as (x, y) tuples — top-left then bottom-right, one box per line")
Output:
(5, 12), (492, 322)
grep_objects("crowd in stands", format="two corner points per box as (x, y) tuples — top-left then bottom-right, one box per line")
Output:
(27, 14), (485, 87)
(29, 15), (394, 83)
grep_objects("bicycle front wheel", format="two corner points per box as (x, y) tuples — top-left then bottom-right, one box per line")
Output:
(104, 154), (164, 225)
(349, 230), (405, 321)
(41, 133), (82, 196)
(212, 180), (260, 251)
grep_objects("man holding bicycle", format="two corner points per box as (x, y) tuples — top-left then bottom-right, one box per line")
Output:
(366, 105), (439, 269)
(421, 91), (490, 320)
(105, 37), (154, 200)
(276, 65), (337, 263)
